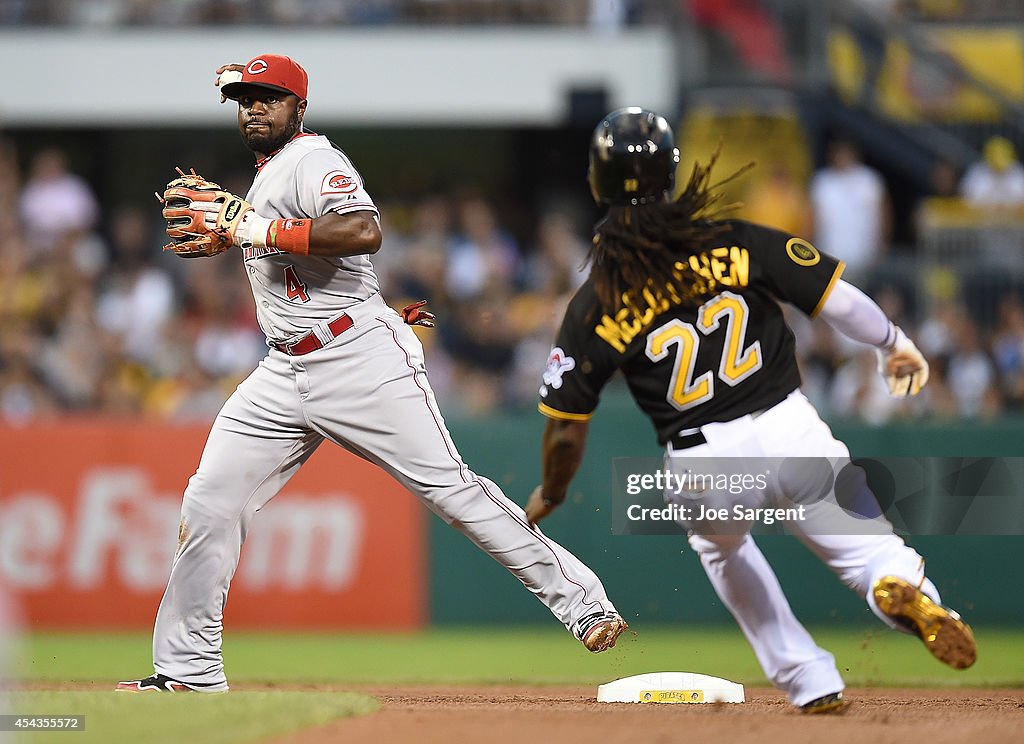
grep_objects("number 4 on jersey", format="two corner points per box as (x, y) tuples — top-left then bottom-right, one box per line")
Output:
(284, 265), (310, 303)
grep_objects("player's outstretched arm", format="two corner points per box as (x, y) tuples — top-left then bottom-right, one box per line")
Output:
(231, 208), (381, 257)
(817, 279), (929, 397)
(527, 419), (590, 526)
(231, 208), (380, 258)
(164, 167), (383, 259)
(306, 211), (382, 257)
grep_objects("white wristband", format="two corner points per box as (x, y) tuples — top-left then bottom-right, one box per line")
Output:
(881, 322), (898, 351)
(883, 324), (908, 352)
(235, 212), (273, 250)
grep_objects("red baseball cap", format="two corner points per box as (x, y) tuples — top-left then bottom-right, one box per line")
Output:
(222, 54), (308, 100)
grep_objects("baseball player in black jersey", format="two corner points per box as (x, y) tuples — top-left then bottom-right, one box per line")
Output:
(526, 108), (977, 713)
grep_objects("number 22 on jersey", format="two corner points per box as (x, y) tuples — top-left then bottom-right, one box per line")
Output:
(645, 291), (762, 411)
(283, 265), (310, 303)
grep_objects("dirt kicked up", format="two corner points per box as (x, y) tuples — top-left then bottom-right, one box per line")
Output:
(265, 685), (1024, 744)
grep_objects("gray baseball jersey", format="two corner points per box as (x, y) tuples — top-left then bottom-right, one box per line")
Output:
(243, 132), (380, 342)
(147, 129), (619, 690)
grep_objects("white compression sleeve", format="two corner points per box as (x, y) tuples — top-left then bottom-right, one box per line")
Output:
(817, 279), (895, 348)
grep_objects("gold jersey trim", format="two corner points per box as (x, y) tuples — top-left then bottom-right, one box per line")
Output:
(537, 403), (593, 422)
(810, 261), (846, 319)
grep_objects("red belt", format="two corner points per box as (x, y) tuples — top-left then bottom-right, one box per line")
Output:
(273, 313), (353, 356)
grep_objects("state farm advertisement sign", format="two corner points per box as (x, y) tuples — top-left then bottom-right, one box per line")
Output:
(0, 422), (425, 629)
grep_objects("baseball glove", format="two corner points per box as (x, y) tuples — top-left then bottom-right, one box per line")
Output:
(159, 167), (253, 258)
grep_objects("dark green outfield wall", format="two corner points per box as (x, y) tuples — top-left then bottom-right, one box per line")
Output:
(430, 391), (1024, 625)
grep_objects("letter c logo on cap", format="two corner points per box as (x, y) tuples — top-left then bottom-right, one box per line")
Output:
(247, 59), (269, 75)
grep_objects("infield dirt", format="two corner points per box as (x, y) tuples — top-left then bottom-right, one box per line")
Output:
(265, 685), (1024, 744)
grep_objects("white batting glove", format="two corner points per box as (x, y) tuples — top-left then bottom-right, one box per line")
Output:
(225, 210), (273, 250)
(876, 324), (929, 397)
(191, 200), (272, 250)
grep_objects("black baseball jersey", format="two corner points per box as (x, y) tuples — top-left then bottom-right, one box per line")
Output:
(538, 220), (844, 445)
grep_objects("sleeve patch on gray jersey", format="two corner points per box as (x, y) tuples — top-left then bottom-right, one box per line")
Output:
(321, 170), (359, 195)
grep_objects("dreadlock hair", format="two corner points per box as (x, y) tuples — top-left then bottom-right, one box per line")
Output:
(588, 147), (753, 315)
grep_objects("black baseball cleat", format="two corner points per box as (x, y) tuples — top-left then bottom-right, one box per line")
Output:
(799, 691), (848, 714)
(574, 611), (628, 653)
(116, 674), (226, 693)
(872, 575), (977, 670)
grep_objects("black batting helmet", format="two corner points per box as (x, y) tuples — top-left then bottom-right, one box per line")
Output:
(588, 108), (680, 207)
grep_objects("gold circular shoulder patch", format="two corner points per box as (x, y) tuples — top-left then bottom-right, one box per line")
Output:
(786, 238), (821, 267)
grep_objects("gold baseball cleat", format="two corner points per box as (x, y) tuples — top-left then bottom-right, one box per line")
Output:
(799, 691), (848, 714)
(873, 575), (977, 669)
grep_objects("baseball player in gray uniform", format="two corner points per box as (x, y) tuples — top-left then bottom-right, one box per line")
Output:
(117, 54), (625, 693)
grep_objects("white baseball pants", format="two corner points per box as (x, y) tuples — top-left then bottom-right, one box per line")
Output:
(668, 390), (938, 707)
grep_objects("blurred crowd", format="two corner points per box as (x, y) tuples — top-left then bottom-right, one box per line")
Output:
(0, 0), (671, 27)
(0, 139), (594, 422)
(3, 134), (1024, 426)
(902, 0), (1024, 22)
(754, 133), (1024, 424)
(2, 0), (1021, 27)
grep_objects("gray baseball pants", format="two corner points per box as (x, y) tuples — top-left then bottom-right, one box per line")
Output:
(152, 294), (616, 689)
